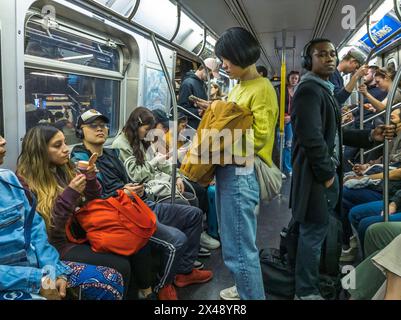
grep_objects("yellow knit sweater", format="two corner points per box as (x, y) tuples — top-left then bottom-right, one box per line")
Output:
(228, 76), (279, 166)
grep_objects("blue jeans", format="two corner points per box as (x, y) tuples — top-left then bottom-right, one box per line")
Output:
(215, 165), (265, 300)
(283, 122), (293, 174)
(349, 201), (401, 248)
(342, 187), (383, 245)
(295, 176), (339, 297)
(342, 187), (383, 214)
(277, 123), (293, 174)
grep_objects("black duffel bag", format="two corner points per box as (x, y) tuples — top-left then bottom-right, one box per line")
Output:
(260, 248), (295, 299)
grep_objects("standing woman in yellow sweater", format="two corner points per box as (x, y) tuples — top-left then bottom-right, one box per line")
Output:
(213, 27), (278, 300)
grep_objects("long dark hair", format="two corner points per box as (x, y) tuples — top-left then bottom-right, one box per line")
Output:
(123, 107), (155, 166)
(17, 124), (74, 227)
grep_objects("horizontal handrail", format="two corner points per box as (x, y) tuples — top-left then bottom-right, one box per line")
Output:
(363, 143), (383, 156)
(342, 120), (355, 128)
(363, 102), (401, 124)
(175, 105), (202, 121)
(342, 105), (360, 117)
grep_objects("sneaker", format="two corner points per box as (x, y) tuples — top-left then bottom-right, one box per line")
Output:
(138, 292), (158, 300)
(200, 231), (220, 250)
(339, 247), (358, 262)
(193, 260), (204, 270)
(220, 286), (240, 300)
(349, 235), (358, 249)
(294, 294), (324, 300)
(158, 284), (178, 300)
(174, 269), (213, 288)
(281, 173), (287, 180)
(198, 247), (211, 258)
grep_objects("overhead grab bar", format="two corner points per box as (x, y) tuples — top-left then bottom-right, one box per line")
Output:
(150, 33), (178, 204)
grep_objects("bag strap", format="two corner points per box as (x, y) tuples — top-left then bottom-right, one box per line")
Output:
(0, 177), (37, 250)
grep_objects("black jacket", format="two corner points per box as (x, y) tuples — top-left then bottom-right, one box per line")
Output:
(329, 69), (350, 106)
(71, 145), (130, 199)
(290, 80), (373, 224)
(177, 71), (207, 129)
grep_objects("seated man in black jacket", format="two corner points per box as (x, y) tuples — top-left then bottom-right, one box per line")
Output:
(291, 38), (395, 300)
(70, 110), (213, 300)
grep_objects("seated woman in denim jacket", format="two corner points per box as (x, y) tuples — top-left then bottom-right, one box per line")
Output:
(0, 134), (123, 300)
(15, 125), (159, 300)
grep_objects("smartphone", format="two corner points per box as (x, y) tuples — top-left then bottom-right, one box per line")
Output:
(134, 177), (148, 185)
(189, 95), (207, 104)
(188, 95), (200, 102)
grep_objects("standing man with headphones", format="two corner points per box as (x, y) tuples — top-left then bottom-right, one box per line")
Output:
(290, 39), (395, 300)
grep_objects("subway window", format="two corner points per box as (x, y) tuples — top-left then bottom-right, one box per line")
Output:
(25, 68), (120, 145)
(25, 19), (120, 72)
(24, 15), (124, 144)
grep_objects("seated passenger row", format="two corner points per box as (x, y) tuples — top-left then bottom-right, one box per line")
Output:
(0, 107), (220, 300)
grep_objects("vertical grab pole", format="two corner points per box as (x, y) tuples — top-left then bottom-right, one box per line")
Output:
(383, 68), (401, 221)
(150, 33), (178, 204)
(279, 30), (287, 179)
(359, 78), (365, 164)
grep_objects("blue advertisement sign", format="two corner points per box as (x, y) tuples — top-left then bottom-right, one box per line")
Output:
(359, 12), (401, 50)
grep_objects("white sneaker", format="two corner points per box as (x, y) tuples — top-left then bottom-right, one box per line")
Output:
(339, 247), (357, 262)
(349, 235), (358, 249)
(281, 173), (287, 179)
(200, 231), (220, 250)
(220, 285), (240, 300)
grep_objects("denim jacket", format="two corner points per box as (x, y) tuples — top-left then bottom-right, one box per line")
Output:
(0, 169), (71, 293)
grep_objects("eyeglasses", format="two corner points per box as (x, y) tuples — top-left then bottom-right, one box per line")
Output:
(83, 123), (108, 130)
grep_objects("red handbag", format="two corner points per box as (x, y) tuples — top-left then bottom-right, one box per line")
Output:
(66, 189), (157, 256)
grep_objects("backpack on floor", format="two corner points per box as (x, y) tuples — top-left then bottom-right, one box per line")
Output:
(260, 248), (295, 299)
(261, 215), (343, 300)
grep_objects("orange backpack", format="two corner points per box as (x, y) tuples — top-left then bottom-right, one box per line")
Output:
(66, 189), (157, 256)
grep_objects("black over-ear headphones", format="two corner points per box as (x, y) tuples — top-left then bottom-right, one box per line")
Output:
(301, 38), (339, 71)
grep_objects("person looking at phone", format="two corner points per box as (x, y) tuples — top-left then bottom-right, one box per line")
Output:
(350, 107), (401, 176)
(178, 58), (219, 129)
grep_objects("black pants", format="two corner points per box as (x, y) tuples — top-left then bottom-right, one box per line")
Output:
(63, 243), (153, 299)
(147, 200), (203, 275)
(185, 180), (208, 214)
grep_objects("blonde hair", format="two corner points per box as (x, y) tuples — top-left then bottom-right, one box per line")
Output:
(17, 125), (75, 228)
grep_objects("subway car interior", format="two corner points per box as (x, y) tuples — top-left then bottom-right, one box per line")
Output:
(1, 0), (401, 301)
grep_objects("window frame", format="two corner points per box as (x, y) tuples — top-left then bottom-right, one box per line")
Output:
(24, 13), (126, 144)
